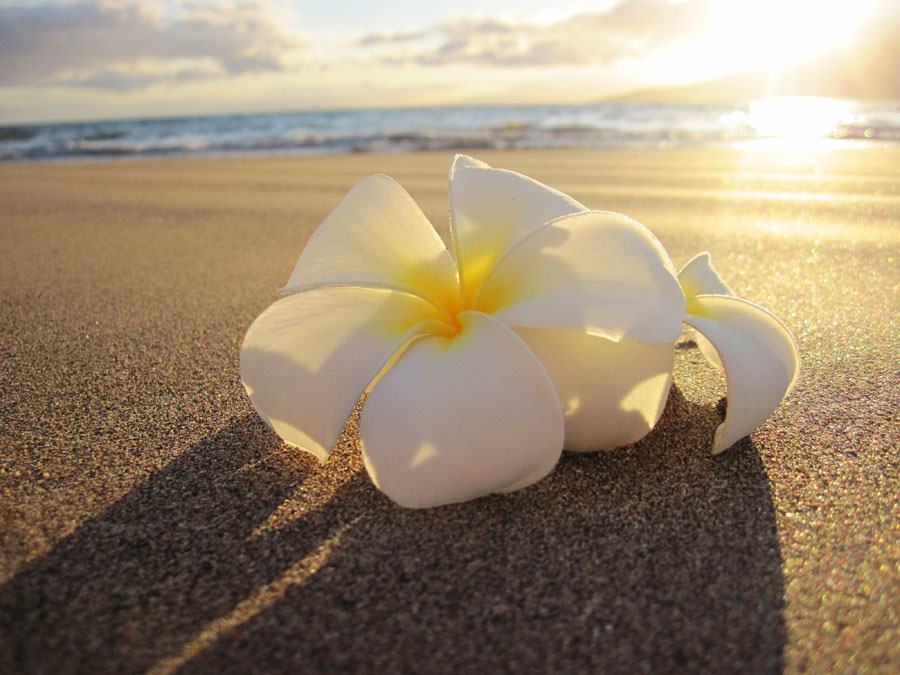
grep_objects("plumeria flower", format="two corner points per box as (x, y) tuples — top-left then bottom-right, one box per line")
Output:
(240, 155), (799, 508)
(677, 252), (800, 453)
(240, 155), (685, 507)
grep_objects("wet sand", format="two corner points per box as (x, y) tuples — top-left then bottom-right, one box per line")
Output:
(1, 148), (897, 673)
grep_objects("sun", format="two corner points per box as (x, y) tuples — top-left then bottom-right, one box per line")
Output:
(708, 0), (877, 72)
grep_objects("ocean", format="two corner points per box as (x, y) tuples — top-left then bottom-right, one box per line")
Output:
(2, 99), (898, 162)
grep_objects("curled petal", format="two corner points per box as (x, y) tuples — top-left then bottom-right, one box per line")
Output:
(678, 252), (732, 369)
(360, 312), (564, 508)
(450, 154), (584, 307)
(517, 328), (674, 452)
(678, 252), (733, 298)
(684, 295), (800, 454)
(284, 174), (460, 313)
(240, 287), (442, 461)
(477, 210), (685, 344)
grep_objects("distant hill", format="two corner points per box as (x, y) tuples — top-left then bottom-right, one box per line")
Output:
(612, 72), (770, 104)
(610, 8), (900, 103)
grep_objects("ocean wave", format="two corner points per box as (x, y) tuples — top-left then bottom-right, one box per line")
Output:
(2, 101), (898, 162)
(0, 127), (38, 143)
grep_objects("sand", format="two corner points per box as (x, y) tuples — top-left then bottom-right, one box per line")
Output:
(0, 148), (897, 673)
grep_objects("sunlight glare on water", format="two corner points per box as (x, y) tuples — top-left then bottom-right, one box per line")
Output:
(747, 97), (853, 138)
(727, 97), (856, 151)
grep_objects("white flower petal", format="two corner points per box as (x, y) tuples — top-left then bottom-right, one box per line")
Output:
(360, 311), (564, 508)
(684, 295), (800, 454)
(678, 252), (733, 368)
(240, 287), (442, 461)
(477, 210), (685, 344)
(695, 330), (723, 370)
(449, 154), (584, 306)
(284, 174), (460, 313)
(678, 252), (733, 298)
(517, 328), (674, 452)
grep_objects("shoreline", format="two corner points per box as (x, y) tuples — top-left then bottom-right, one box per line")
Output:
(1, 136), (897, 167)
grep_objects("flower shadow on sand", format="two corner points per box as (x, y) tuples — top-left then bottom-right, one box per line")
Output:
(1, 387), (785, 674)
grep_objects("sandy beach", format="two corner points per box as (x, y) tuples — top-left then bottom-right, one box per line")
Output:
(1, 148), (897, 672)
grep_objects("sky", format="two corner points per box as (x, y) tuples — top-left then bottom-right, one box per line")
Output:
(0, 0), (888, 123)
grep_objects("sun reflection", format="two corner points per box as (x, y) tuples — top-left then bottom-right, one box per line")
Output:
(745, 97), (853, 139)
(725, 97), (857, 152)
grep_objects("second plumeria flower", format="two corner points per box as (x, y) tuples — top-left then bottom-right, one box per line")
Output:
(677, 252), (799, 453)
(241, 155), (685, 507)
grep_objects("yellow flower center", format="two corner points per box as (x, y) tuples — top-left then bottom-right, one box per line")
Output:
(395, 246), (512, 338)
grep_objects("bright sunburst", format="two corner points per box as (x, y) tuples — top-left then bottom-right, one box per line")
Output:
(709, 0), (878, 70)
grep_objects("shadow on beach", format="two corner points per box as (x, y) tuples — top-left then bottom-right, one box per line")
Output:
(1, 386), (786, 673)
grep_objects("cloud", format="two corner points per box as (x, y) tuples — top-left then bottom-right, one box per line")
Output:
(0, 0), (303, 90)
(355, 28), (432, 48)
(357, 0), (714, 68)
